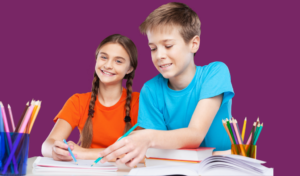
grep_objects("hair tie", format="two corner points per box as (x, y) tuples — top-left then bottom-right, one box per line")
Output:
(88, 109), (95, 117)
(124, 116), (131, 122)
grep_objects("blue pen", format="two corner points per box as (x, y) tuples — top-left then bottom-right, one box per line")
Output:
(63, 139), (78, 165)
(91, 123), (139, 167)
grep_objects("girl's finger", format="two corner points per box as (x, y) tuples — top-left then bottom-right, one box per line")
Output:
(54, 140), (68, 149)
(100, 145), (131, 163)
(53, 146), (70, 156)
(56, 153), (74, 161)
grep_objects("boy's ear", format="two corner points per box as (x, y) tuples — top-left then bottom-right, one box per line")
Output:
(189, 35), (200, 54)
(126, 66), (134, 74)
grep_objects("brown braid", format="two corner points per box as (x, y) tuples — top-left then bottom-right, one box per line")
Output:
(79, 72), (99, 148)
(78, 34), (138, 147)
(123, 72), (134, 133)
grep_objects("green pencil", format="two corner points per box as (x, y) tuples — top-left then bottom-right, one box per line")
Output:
(91, 123), (139, 167)
(226, 119), (236, 144)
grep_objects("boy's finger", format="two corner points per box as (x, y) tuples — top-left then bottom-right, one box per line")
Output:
(99, 139), (126, 158)
(118, 149), (139, 165)
(100, 145), (130, 163)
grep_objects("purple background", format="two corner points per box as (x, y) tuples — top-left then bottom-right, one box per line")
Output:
(0, 0), (299, 174)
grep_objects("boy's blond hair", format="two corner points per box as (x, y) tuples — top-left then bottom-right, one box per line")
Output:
(139, 2), (201, 44)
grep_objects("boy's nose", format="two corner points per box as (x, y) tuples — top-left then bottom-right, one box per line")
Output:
(156, 49), (166, 60)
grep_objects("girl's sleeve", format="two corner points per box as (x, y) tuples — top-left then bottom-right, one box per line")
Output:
(53, 94), (81, 130)
(137, 85), (167, 130)
(199, 62), (235, 106)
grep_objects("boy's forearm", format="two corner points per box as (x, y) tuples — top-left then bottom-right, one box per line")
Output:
(149, 128), (204, 149)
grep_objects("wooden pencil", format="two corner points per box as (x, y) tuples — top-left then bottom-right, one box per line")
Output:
(14, 102), (29, 132)
(222, 120), (234, 144)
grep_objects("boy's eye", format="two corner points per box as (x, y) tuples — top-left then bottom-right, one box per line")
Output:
(116, 60), (122, 63)
(101, 56), (107, 59)
(166, 45), (173, 48)
(150, 48), (157, 51)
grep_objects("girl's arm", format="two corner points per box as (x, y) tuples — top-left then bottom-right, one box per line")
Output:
(42, 119), (110, 161)
(99, 94), (223, 167)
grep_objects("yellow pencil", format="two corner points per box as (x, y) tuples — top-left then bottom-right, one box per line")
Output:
(29, 101), (41, 133)
(241, 117), (247, 142)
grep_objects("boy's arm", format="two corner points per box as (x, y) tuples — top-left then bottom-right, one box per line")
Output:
(99, 94), (222, 167)
(150, 94), (223, 149)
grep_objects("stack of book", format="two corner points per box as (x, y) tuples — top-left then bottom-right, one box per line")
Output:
(145, 147), (214, 167)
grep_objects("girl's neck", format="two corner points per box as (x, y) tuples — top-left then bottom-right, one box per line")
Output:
(98, 81), (123, 107)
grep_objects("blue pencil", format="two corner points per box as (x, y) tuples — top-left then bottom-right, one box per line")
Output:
(63, 139), (78, 165)
(91, 123), (139, 167)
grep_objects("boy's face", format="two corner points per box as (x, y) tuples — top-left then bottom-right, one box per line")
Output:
(147, 27), (195, 79)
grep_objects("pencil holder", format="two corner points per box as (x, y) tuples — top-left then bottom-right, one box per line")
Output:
(231, 144), (256, 159)
(0, 132), (30, 175)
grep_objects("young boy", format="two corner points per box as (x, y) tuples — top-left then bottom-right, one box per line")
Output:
(99, 2), (234, 167)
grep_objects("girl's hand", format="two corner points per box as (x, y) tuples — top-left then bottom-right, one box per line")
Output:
(52, 140), (75, 161)
(66, 141), (87, 160)
(99, 130), (153, 167)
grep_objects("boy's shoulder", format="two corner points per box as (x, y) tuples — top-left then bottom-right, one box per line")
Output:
(143, 74), (165, 89)
(202, 61), (229, 71)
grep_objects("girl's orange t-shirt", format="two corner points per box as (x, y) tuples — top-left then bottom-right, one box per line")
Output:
(53, 88), (139, 148)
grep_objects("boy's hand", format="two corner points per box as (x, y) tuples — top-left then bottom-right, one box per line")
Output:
(99, 130), (153, 167)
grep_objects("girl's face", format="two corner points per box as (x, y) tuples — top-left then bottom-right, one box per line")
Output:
(95, 43), (133, 85)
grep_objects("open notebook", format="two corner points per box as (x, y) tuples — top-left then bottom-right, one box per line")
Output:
(129, 155), (273, 175)
(32, 157), (117, 174)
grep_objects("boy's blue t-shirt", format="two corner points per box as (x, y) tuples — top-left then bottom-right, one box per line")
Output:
(138, 61), (234, 151)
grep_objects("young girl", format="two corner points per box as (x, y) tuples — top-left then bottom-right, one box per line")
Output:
(41, 34), (139, 161)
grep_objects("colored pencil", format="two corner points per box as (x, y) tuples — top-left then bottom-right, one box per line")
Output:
(63, 139), (78, 165)
(26, 101), (39, 134)
(14, 102), (29, 132)
(232, 119), (247, 156)
(226, 118), (236, 144)
(253, 123), (260, 142)
(241, 117), (247, 142)
(91, 123), (140, 167)
(0, 105), (4, 133)
(230, 120), (238, 145)
(7, 104), (15, 132)
(253, 123), (263, 145)
(0, 102), (18, 173)
(2, 101), (35, 174)
(29, 101), (41, 133)
(246, 122), (256, 145)
(222, 120), (234, 144)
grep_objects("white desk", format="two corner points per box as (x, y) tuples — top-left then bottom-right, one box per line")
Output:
(26, 157), (145, 175)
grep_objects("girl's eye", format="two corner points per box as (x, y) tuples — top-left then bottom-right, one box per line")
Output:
(151, 48), (157, 51)
(166, 45), (173, 49)
(116, 60), (122, 63)
(101, 56), (107, 59)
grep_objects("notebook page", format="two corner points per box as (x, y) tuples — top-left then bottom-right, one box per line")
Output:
(128, 164), (198, 175)
(33, 157), (117, 171)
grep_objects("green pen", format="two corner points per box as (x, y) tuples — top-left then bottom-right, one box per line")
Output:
(91, 123), (139, 167)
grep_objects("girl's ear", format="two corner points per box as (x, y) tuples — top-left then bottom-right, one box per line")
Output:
(190, 35), (200, 54)
(126, 66), (134, 74)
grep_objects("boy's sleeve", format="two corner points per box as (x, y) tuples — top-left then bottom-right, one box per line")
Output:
(199, 62), (234, 106)
(137, 85), (167, 130)
(53, 94), (81, 130)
